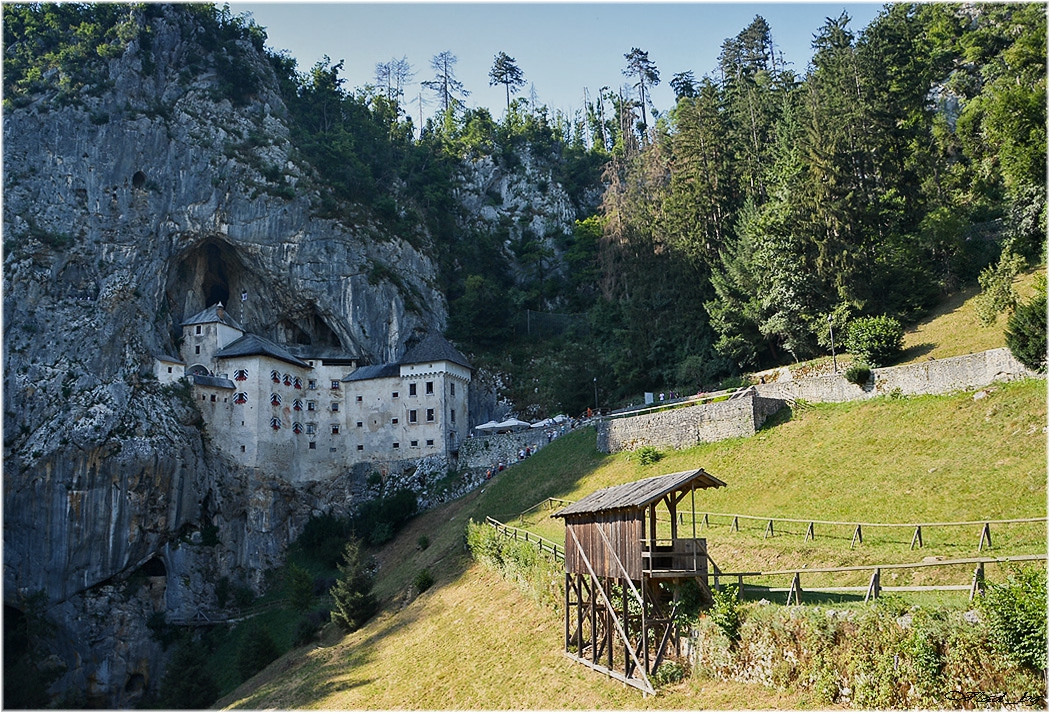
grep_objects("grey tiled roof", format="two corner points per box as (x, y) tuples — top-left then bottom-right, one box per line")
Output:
(401, 332), (471, 369)
(214, 334), (311, 368)
(181, 303), (245, 331)
(192, 374), (235, 389)
(343, 363), (401, 382)
(553, 469), (726, 518)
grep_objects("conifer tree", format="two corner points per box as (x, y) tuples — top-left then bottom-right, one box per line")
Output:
(489, 51), (525, 111)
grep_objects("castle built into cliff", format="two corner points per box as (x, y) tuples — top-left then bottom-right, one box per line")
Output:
(155, 303), (472, 481)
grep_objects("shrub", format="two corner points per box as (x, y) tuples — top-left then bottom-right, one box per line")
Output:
(709, 585), (744, 643)
(236, 626), (280, 681)
(636, 445), (663, 466)
(978, 566), (1048, 672)
(844, 362), (872, 387)
(286, 563), (314, 612)
(417, 534), (430, 551)
(653, 660), (687, 686)
(158, 637), (218, 708)
(414, 569), (435, 593)
(1005, 291), (1047, 372)
(845, 316), (904, 367)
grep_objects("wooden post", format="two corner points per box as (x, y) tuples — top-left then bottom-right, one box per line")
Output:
(565, 572), (571, 653)
(910, 525), (923, 550)
(764, 519), (774, 538)
(805, 522), (815, 543)
(865, 568), (881, 602)
(787, 572), (802, 605)
(737, 574), (745, 595)
(701, 512), (709, 529)
(731, 516), (739, 532)
(970, 562), (986, 600)
(851, 524), (863, 549)
(978, 523), (992, 552)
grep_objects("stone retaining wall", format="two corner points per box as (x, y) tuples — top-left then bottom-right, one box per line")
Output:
(596, 391), (785, 453)
(458, 429), (554, 471)
(753, 347), (1035, 403)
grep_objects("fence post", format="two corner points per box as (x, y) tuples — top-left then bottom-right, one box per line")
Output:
(910, 525), (923, 550)
(764, 519), (774, 539)
(731, 516), (739, 532)
(978, 523), (992, 552)
(851, 524), (863, 549)
(787, 572), (802, 605)
(970, 562), (986, 600)
(805, 522), (815, 543)
(701, 513), (709, 529)
(865, 568), (881, 602)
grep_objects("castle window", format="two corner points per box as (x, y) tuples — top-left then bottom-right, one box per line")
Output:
(331, 402), (339, 412)
(426, 439), (434, 446)
(234, 392), (248, 404)
(451, 383), (455, 396)
(392, 442), (399, 449)
(426, 409), (435, 422)
(308, 379), (317, 390)
(234, 369), (248, 381)
(451, 409), (456, 423)
(409, 410), (417, 423)
(330, 380), (340, 390)
(409, 383), (417, 396)
(356, 395), (363, 402)
(293, 376), (302, 389)
(356, 421), (363, 428)
(391, 417), (398, 424)
(293, 422), (303, 434)
(331, 424), (339, 435)
(309, 442), (316, 449)
(306, 423), (316, 434)
(270, 393), (282, 407)
(167, 366), (173, 374)
(357, 444), (364, 451)
(195, 325), (202, 335)
(410, 440), (418, 448)
(270, 417), (281, 430)
(271, 370), (281, 383)
(392, 391), (399, 399)
(293, 399), (303, 411)
(283, 373), (292, 386)
(307, 401), (316, 411)
(210, 394), (216, 402)
(240, 445), (246, 453)
(195, 346), (200, 355)
(426, 381), (434, 394)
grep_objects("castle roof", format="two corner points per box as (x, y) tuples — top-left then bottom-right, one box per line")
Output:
(343, 363), (401, 382)
(181, 303), (245, 332)
(154, 353), (185, 364)
(214, 334), (311, 368)
(401, 332), (471, 370)
(191, 374), (235, 389)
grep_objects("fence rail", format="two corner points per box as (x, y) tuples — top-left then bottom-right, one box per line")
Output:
(486, 516), (565, 562)
(686, 512), (1046, 551)
(713, 553), (1047, 604)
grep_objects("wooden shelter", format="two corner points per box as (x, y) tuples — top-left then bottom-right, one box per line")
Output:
(553, 468), (726, 693)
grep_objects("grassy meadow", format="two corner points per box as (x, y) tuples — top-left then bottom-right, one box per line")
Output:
(219, 275), (1046, 709)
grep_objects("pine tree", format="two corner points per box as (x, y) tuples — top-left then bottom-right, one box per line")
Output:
(489, 51), (525, 111)
(329, 538), (377, 632)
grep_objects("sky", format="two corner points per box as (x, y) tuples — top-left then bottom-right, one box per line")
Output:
(227, 2), (885, 122)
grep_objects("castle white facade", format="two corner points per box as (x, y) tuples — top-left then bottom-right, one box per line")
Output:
(155, 303), (472, 482)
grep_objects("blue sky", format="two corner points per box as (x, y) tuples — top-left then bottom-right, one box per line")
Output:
(228, 2), (885, 121)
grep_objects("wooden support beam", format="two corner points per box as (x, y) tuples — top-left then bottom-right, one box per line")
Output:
(786, 572), (803, 605)
(764, 519), (774, 538)
(851, 524), (863, 549)
(978, 523), (992, 552)
(731, 516), (739, 532)
(804, 522), (815, 543)
(865, 568), (881, 602)
(701, 512), (709, 529)
(970, 562), (986, 600)
(910, 525), (923, 550)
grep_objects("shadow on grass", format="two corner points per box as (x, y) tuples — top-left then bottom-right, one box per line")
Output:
(736, 584), (867, 606)
(897, 341), (936, 363)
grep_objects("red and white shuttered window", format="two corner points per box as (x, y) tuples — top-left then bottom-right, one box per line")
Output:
(271, 369), (281, 383)
(233, 392), (248, 404)
(292, 422), (304, 434)
(234, 369), (248, 381)
(270, 393), (282, 407)
(293, 376), (302, 389)
(292, 398), (304, 411)
(270, 417), (281, 430)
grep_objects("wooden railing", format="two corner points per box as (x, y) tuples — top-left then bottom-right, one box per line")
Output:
(642, 538), (707, 575)
(486, 516), (565, 561)
(714, 554), (1047, 604)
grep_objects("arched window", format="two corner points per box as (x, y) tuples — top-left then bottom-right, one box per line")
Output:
(270, 369), (280, 383)
(292, 422), (303, 434)
(293, 399), (303, 411)
(270, 417), (281, 430)
(233, 392), (248, 404)
(270, 392), (282, 407)
(234, 369), (248, 381)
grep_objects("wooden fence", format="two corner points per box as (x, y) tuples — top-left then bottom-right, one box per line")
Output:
(685, 512), (1046, 551)
(486, 516), (565, 562)
(713, 553), (1047, 604)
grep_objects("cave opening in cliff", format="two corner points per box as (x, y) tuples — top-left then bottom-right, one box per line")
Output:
(201, 242), (230, 306)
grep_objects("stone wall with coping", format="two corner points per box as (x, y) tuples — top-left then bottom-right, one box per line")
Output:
(596, 391), (785, 453)
(753, 347), (1035, 403)
(458, 429), (555, 471)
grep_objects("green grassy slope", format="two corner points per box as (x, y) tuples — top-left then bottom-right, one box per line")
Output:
(220, 376), (1046, 709)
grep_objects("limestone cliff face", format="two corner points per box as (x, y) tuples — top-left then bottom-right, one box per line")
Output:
(2, 7), (443, 705)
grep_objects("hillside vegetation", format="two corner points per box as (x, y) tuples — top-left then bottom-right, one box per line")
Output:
(221, 371), (1046, 708)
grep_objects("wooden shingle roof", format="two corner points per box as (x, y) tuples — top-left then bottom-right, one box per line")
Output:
(553, 468), (725, 518)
